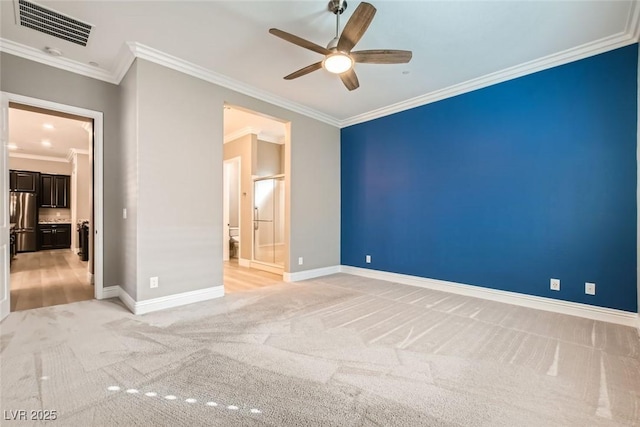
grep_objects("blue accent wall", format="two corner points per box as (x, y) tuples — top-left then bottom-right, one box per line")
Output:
(341, 44), (638, 312)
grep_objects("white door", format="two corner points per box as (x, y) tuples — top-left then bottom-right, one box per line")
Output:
(222, 161), (230, 261)
(1, 94), (11, 321)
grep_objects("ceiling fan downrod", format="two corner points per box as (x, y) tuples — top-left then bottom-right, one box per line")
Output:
(328, 0), (347, 50)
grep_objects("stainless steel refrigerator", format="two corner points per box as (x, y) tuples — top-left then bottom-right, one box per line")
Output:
(9, 192), (37, 252)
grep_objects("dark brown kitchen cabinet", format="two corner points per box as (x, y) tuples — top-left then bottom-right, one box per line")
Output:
(39, 174), (70, 208)
(38, 224), (71, 250)
(9, 170), (39, 192)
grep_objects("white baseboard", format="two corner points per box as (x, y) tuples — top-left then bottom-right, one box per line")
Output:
(101, 285), (224, 315)
(284, 265), (341, 282)
(340, 266), (639, 328)
(101, 285), (119, 299)
(133, 286), (224, 315)
(238, 258), (251, 268)
(118, 287), (137, 313)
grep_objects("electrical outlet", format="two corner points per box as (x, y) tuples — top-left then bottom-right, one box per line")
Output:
(150, 277), (158, 289)
(585, 282), (596, 295)
(366, 255), (371, 263)
(298, 257), (303, 266)
(56, 212), (61, 217)
(550, 278), (560, 291)
(123, 208), (127, 219)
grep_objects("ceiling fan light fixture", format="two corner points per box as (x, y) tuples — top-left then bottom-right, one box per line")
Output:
(323, 52), (353, 74)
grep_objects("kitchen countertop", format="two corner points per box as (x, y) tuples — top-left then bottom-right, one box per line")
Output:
(39, 220), (72, 224)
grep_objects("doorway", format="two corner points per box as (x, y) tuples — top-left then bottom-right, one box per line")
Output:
(1, 93), (104, 320)
(222, 104), (289, 293)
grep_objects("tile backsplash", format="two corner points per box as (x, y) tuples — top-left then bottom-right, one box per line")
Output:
(39, 208), (71, 221)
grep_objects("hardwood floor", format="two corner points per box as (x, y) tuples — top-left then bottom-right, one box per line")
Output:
(223, 258), (283, 293)
(10, 249), (93, 312)
(9, 253), (282, 311)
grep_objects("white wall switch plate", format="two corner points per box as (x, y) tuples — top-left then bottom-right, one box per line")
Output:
(123, 208), (127, 219)
(550, 278), (560, 291)
(150, 277), (158, 289)
(298, 257), (303, 265)
(585, 282), (596, 295)
(366, 255), (371, 263)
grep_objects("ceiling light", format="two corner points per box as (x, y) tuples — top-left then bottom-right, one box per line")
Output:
(89, 61), (100, 67)
(7, 143), (17, 150)
(41, 140), (52, 147)
(323, 52), (353, 74)
(43, 123), (54, 130)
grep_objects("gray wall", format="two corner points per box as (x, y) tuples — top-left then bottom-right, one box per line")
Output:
(256, 140), (282, 177)
(119, 60), (138, 299)
(1, 52), (123, 287)
(135, 59), (222, 300)
(2, 52), (340, 304)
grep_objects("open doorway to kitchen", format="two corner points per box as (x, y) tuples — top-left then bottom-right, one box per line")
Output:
(222, 104), (289, 293)
(6, 103), (94, 311)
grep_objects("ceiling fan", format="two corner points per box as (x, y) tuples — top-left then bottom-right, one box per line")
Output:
(269, 0), (412, 91)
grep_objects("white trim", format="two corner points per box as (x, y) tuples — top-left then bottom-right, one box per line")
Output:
(2, 20), (639, 129)
(127, 42), (340, 127)
(2, 92), (105, 301)
(627, 0), (640, 41)
(117, 286), (136, 313)
(102, 285), (119, 299)
(2, 2), (638, 129)
(119, 286), (224, 315)
(340, 32), (638, 127)
(238, 257), (251, 268)
(0, 38), (116, 84)
(224, 126), (260, 144)
(9, 152), (69, 163)
(340, 266), (638, 328)
(284, 265), (341, 282)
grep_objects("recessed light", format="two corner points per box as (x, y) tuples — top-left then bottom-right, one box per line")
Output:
(41, 140), (52, 147)
(402, 70), (410, 75)
(7, 143), (18, 150)
(89, 61), (99, 67)
(44, 47), (63, 57)
(43, 123), (54, 130)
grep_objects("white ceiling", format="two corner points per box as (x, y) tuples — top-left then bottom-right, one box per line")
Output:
(8, 107), (90, 158)
(1, 1), (638, 125)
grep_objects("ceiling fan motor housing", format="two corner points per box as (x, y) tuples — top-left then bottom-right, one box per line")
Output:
(328, 0), (347, 15)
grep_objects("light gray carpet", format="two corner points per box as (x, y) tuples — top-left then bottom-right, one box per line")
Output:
(1, 273), (639, 426)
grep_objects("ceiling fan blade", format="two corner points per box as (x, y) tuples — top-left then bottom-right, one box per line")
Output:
(351, 49), (412, 64)
(340, 68), (360, 91)
(269, 28), (331, 55)
(284, 62), (323, 80)
(337, 2), (376, 53)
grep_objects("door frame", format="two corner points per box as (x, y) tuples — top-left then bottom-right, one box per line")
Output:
(0, 92), (105, 321)
(222, 156), (241, 262)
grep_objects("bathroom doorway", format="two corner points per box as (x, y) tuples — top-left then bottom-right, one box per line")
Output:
(222, 104), (289, 292)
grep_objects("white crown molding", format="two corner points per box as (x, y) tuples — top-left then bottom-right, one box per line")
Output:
(2, 0), (638, 130)
(66, 148), (90, 162)
(9, 152), (69, 163)
(223, 126), (284, 144)
(340, 266), (638, 328)
(127, 42), (341, 127)
(0, 38), (117, 84)
(224, 126), (260, 144)
(340, 31), (638, 127)
(627, 0), (640, 41)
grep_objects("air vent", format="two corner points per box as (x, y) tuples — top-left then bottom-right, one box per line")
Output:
(14, 0), (92, 47)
